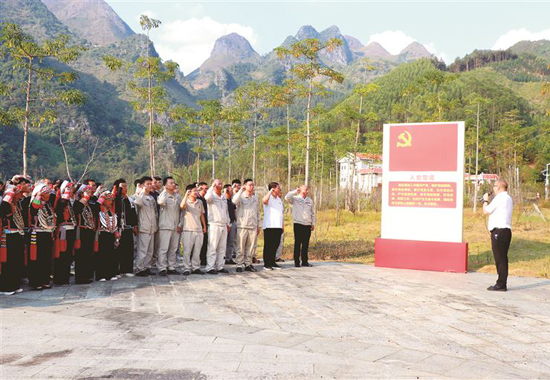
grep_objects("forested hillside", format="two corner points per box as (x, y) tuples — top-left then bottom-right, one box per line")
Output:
(1, 0), (549, 194)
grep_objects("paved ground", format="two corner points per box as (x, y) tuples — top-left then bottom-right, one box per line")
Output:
(1, 262), (550, 380)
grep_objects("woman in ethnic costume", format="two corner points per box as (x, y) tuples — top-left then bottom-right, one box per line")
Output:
(0, 185), (25, 295)
(29, 183), (56, 290)
(53, 181), (77, 286)
(95, 191), (119, 281)
(73, 185), (96, 284)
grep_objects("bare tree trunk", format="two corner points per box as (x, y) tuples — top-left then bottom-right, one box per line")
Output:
(197, 124), (202, 181)
(473, 103), (480, 213)
(320, 152), (324, 211)
(58, 124), (73, 182)
(335, 156), (340, 226)
(286, 104), (292, 189)
(228, 122), (232, 180)
(252, 110), (257, 183)
(305, 78), (313, 186)
(23, 59), (33, 177)
(146, 29), (155, 177)
(211, 124), (215, 180)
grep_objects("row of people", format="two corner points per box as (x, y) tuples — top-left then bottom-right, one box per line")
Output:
(0, 174), (315, 295)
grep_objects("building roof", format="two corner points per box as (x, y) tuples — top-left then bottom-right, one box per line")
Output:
(464, 173), (500, 180)
(338, 153), (383, 163)
(358, 167), (383, 174)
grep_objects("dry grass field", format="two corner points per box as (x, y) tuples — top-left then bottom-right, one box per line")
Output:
(269, 205), (550, 279)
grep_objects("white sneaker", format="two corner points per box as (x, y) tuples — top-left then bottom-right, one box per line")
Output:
(99, 278), (106, 282)
(116, 275), (122, 279)
(110, 277), (118, 281)
(0, 291), (15, 296)
(14, 288), (23, 293)
(264, 267), (274, 271)
(124, 273), (135, 278)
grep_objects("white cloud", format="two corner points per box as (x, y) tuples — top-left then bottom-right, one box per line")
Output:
(151, 17), (258, 75)
(424, 42), (449, 63)
(492, 28), (550, 50)
(367, 30), (416, 55)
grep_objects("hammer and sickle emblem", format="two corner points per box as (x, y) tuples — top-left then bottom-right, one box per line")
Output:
(396, 131), (412, 148)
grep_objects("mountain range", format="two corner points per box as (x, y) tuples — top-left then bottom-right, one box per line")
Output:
(1, 0), (550, 182)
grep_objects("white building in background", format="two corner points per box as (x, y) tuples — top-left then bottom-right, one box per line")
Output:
(338, 153), (383, 194)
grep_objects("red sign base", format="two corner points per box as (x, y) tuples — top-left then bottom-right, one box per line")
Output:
(375, 238), (468, 273)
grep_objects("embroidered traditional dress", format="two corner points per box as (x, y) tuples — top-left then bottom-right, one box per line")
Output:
(95, 207), (119, 281)
(0, 195), (25, 292)
(73, 200), (96, 284)
(115, 195), (138, 275)
(29, 197), (55, 289)
(53, 198), (77, 285)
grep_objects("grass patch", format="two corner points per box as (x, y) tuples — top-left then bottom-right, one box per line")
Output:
(269, 206), (550, 278)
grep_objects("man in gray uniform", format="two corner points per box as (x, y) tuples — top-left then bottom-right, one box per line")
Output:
(205, 179), (231, 274)
(232, 179), (260, 273)
(156, 176), (183, 276)
(285, 185), (315, 267)
(134, 177), (158, 276)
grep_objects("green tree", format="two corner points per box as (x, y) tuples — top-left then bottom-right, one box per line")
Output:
(234, 82), (274, 182)
(220, 105), (245, 180)
(103, 14), (178, 177)
(0, 22), (86, 176)
(270, 79), (305, 188)
(197, 100), (223, 180)
(276, 38), (345, 185)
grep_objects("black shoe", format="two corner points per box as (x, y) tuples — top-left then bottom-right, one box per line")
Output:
(275, 258), (285, 263)
(207, 270), (218, 275)
(264, 267), (273, 271)
(295, 263), (301, 268)
(218, 269), (230, 274)
(302, 263), (313, 267)
(236, 267), (243, 273)
(182, 270), (191, 276)
(272, 264), (282, 268)
(487, 285), (507, 291)
(136, 270), (149, 277)
(167, 269), (181, 275)
(192, 269), (205, 275)
(245, 265), (257, 272)
(158, 270), (167, 276)
(225, 259), (237, 265)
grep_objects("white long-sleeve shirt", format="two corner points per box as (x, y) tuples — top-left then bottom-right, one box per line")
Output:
(486, 191), (513, 231)
(263, 195), (283, 229)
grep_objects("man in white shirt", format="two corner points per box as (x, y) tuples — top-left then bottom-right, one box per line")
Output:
(285, 185), (315, 267)
(205, 179), (231, 274)
(262, 182), (284, 270)
(483, 179), (513, 291)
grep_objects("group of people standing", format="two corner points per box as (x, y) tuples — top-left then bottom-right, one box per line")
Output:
(0, 174), (316, 295)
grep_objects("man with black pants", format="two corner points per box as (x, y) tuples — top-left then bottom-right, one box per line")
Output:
(262, 182), (284, 271)
(285, 185), (315, 267)
(483, 179), (513, 291)
(197, 182), (209, 266)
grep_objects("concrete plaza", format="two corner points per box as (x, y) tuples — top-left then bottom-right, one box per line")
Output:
(1, 262), (550, 379)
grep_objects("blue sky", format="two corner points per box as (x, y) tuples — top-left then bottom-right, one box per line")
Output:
(106, 1), (550, 74)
